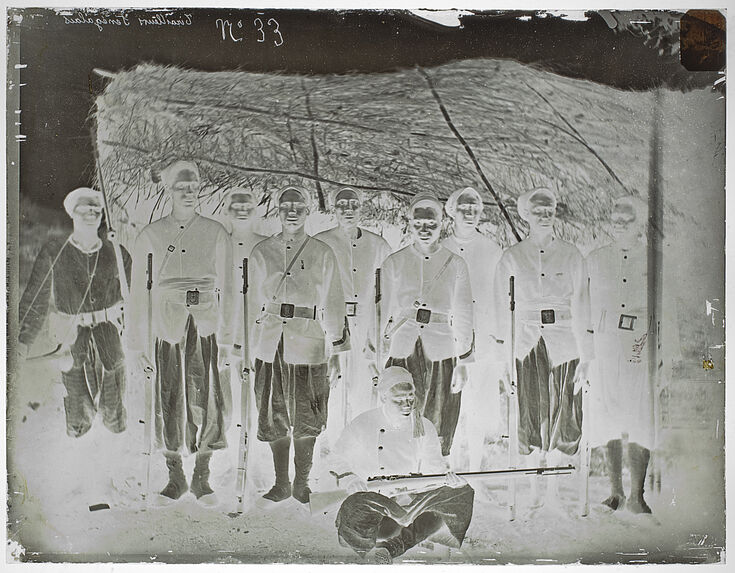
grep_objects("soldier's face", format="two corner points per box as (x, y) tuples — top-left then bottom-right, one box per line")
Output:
(527, 197), (556, 230)
(169, 180), (200, 210)
(228, 193), (255, 221)
(71, 197), (103, 228)
(611, 209), (638, 242)
(334, 190), (361, 228)
(278, 190), (308, 231)
(409, 205), (442, 246)
(384, 383), (416, 420)
(455, 193), (482, 230)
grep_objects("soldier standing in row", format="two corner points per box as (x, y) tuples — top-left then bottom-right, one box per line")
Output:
(494, 187), (594, 507)
(18, 187), (131, 500)
(315, 187), (391, 442)
(443, 187), (504, 470)
(587, 197), (655, 514)
(222, 188), (267, 440)
(381, 192), (474, 458)
(249, 187), (350, 504)
(129, 160), (234, 505)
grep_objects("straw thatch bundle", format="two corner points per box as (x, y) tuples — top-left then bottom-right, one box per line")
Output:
(95, 58), (657, 251)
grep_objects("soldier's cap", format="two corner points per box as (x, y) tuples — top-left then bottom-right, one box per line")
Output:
(272, 186), (313, 210)
(224, 187), (257, 209)
(377, 366), (415, 398)
(445, 186), (483, 217)
(408, 192), (443, 217)
(330, 187), (363, 207)
(63, 187), (104, 217)
(516, 187), (557, 222)
(612, 196), (646, 222)
(160, 160), (200, 189)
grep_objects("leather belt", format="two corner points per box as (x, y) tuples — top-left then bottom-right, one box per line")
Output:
(57, 304), (124, 328)
(265, 302), (317, 320)
(384, 307), (450, 339)
(517, 308), (572, 324)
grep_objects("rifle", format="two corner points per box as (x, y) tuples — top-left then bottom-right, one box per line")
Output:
(91, 124), (129, 301)
(579, 276), (592, 517)
(235, 257), (251, 513)
(309, 465), (575, 515)
(143, 253), (154, 503)
(507, 275), (519, 521)
(371, 268), (382, 407)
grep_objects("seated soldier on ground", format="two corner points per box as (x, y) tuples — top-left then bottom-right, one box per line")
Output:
(329, 366), (475, 564)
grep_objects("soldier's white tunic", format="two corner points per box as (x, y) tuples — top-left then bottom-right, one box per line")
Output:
(444, 231), (504, 448)
(587, 242), (654, 449)
(313, 226), (391, 348)
(129, 213), (234, 351)
(249, 233), (350, 364)
(493, 237), (594, 366)
(382, 244), (474, 361)
(315, 226), (391, 427)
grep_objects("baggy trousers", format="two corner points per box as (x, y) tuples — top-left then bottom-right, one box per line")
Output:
(336, 485), (475, 558)
(386, 338), (460, 456)
(254, 336), (330, 442)
(62, 323), (127, 438)
(154, 315), (227, 454)
(516, 337), (582, 456)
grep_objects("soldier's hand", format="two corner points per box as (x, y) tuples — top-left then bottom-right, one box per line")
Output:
(450, 363), (469, 394)
(328, 354), (342, 388)
(499, 364), (512, 395)
(137, 352), (155, 377)
(445, 471), (467, 489)
(106, 230), (117, 242)
(573, 360), (591, 394)
(343, 474), (368, 494)
(367, 362), (379, 380)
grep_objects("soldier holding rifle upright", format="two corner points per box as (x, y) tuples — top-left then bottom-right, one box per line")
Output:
(381, 192), (474, 458)
(443, 187), (504, 470)
(330, 366), (473, 564)
(129, 160), (234, 505)
(493, 187), (594, 509)
(314, 187), (392, 440)
(249, 186), (350, 504)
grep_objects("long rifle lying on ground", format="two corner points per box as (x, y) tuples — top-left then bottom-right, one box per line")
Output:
(309, 465), (575, 515)
(236, 257), (251, 513)
(143, 253), (154, 503)
(371, 268), (382, 407)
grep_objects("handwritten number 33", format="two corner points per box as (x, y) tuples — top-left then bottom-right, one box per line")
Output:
(254, 18), (284, 46)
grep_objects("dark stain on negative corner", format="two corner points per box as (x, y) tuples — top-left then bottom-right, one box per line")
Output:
(680, 10), (725, 72)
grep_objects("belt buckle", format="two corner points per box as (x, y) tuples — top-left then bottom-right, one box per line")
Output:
(345, 302), (358, 317)
(416, 308), (432, 324)
(186, 289), (200, 306)
(280, 303), (295, 319)
(541, 309), (556, 324)
(618, 314), (637, 331)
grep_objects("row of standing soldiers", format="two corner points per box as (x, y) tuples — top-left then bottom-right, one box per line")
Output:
(18, 159), (657, 520)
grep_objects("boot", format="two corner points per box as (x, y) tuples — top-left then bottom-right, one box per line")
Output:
(190, 451), (217, 504)
(292, 436), (316, 504)
(160, 452), (187, 501)
(628, 443), (652, 514)
(602, 439), (626, 511)
(263, 437), (291, 502)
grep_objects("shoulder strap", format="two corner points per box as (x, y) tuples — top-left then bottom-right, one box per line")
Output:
(421, 252), (456, 300)
(271, 236), (311, 302)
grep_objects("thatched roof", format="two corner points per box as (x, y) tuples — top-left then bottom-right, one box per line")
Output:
(95, 58), (657, 250)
